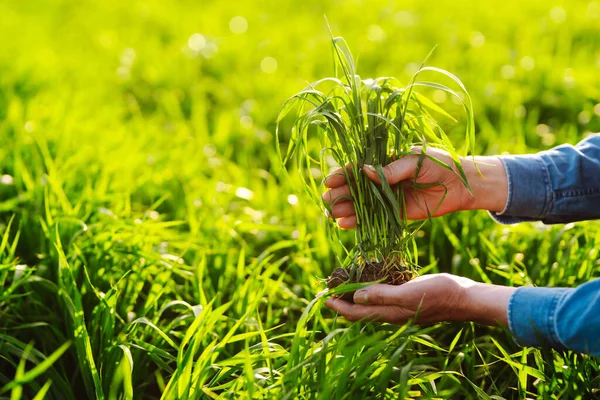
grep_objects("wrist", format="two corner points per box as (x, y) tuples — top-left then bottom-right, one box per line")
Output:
(461, 156), (508, 212)
(460, 282), (515, 327)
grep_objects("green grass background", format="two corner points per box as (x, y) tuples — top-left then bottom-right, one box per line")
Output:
(0, 0), (599, 398)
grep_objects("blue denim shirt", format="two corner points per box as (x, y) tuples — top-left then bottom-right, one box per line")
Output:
(491, 134), (600, 355)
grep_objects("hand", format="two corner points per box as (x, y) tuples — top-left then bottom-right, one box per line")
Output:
(324, 273), (515, 327)
(322, 148), (508, 229)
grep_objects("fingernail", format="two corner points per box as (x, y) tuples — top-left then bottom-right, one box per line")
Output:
(324, 209), (331, 218)
(354, 290), (368, 304)
(363, 164), (376, 174)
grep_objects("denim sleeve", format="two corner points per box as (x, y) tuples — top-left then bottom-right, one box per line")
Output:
(508, 279), (600, 355)
(490, 134), (600, 224)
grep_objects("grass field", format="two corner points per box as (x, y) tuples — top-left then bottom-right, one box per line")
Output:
(1, 0), (599, 398)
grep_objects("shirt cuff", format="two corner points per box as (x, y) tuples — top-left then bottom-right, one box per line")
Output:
(489, 154), (553, 224)
(508, 286), (571, 349)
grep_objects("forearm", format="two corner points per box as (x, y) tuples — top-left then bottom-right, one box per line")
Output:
(459, 282), (514, 327)
(460, 156), (508, 213)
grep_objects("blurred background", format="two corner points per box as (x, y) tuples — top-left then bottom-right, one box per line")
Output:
(2, 0), (598, 248)
(0, 0), (599, 398)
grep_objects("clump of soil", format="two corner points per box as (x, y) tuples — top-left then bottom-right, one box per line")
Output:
(326, 261), (413, 302)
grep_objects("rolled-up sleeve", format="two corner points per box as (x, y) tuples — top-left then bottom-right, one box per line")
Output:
(508, 279), (600, 355)
(491, 134), (600, 224)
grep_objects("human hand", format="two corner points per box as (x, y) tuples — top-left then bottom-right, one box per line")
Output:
(324, 273), (514, 327)
(322, 148), (508, 229)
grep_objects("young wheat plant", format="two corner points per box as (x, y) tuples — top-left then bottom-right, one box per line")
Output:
(277, 27), (476, 297)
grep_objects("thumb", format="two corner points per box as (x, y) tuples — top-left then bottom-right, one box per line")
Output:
(353, 284), (406, 305)
(363, 156), (419, 185)
(354, 278), (433, 306)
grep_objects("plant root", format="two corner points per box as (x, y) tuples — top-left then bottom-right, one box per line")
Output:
(326, 261), (413, 302)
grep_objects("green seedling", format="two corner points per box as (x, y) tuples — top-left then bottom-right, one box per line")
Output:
(277, 26), (476, 301)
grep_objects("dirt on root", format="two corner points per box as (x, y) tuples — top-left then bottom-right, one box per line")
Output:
(326, 261), (413, 302)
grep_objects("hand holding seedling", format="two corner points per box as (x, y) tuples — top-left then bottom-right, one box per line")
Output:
(323, 149), (514, 328)
(323, 147), (509, 229)
(325, 274), (515, 327)
(278, 31), (512, 330)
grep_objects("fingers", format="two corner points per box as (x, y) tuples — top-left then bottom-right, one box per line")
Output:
(352, 275), (462, 308)
(322, 184), (351, 205)
(352, 284), (408, 305)
(329, 202), (355, 218)
(324, 297), (400, 323)
(336, 215), (357, 230)
(323, 168), (346, 189)
(352, 277), (441, 306)
(323, 163), (353, 189)
(325, 147), (435, 188)
(363, 156), (420, 186)
(323, 193), (356, 229)
(324, 274), (473, 325)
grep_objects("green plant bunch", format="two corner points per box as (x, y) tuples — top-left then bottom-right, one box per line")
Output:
(277, 29), (476, 279)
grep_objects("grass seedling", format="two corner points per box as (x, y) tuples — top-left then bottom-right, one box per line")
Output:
(277, 26), (476, 300)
